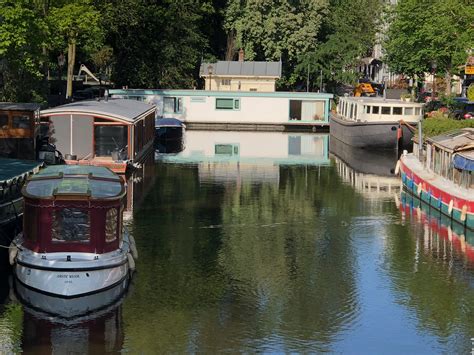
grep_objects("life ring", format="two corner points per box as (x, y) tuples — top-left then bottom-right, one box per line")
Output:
(448, 200), (454, 215)
(460, 205), (468, 222)
(129, 234), (138, 260)
(8, 244), (18, 266)
(394, 160), (400, 175)
(127, 253), (136, 271)
(417, 182), (423, 196)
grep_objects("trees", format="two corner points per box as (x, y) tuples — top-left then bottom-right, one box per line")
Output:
(0, 0), (48, 102)
(49, 0), (103, 98)
(384, 0), (474, 95)
(297, 0), (383, 92)
(224, 0), (329, 86)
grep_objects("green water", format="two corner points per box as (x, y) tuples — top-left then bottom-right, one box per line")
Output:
(0, 132), (473, 353)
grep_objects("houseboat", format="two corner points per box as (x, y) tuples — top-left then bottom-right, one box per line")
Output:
(155, 117), (185, 153)
(9, 165), (138, 298)
(0, 103), (41, 160)
(40, 98), (155, 173)
(109, 89), (333, 132)
(399, 128), (474, 230)
(330, 96), (423, 149)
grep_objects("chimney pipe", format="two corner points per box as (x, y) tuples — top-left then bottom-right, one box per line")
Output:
(238, 48), (244, 62)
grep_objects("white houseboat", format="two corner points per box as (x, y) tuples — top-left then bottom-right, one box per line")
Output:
(10, 165), (138, 298)
(109, 89), (333, 131)
(330, 96), (424, 149)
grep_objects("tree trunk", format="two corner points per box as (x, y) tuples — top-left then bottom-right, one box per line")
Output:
(225, 31), (236, 61)
(66, 39), (76, 99)
(444, 70), (451, 96)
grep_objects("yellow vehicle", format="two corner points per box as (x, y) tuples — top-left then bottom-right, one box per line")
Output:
(354, 82), (376, 97)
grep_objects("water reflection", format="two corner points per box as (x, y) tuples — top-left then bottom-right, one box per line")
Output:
(15, 277), (128, 353)
(330, 137), (400, 200)
(382, 191), (474, 353)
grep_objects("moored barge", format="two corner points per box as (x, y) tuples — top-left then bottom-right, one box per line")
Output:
(399, 128), (474, 229)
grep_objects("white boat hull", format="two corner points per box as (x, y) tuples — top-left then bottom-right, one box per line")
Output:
(13, 234), (134, 298)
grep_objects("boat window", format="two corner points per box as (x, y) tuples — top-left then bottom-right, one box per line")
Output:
(12, 114), (30, 129)
(105, 208), (118, 242)
(0, 114), (8, 128)
(23, 204), (38, 242)
(393, 107), (402, 115)
(372, 106), (379, 114)
(366, 106), (370, 114)
(290, 100), (325, 121)
(350, 104), (354, 119)
(404, 107), (414, 115)
(415, 107), (421, 115)
(216, 98), (240, 110)
(221, 79), (231, 86)
(94, 125), (128, 158)
(163, 97), (182, 114)
(52, 208), (90, 243)
(89, 179), (122, 198)
(381, 107), (391, 115)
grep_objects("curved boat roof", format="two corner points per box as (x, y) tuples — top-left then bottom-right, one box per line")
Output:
(24, 165), (124, 199)
(156, 117), (185, 128)
(40, 98), (155, 123)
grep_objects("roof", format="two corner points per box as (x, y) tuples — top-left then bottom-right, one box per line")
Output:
(25, 165), (124, 199)
(41, 98), (155, 123)
(0, 103), (40, 111)
(341, 96), (424, 106)
(427, 129), (474, 162)
(0, 158), (43, 185)
(200, 61), (282, 78)
(156, 118), (185, 128)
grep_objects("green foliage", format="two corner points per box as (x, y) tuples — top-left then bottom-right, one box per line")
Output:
(421, 118), (474, 137)
(384, 0), (474, 80)
(224, 0), (329, 87)
(0, 0), (48, 101)
(296, 0), (383, 90)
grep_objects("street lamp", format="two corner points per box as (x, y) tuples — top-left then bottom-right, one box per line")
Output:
(207, 64), (213, 91)
(431, 60), (437, 99)
(58, 53), (65, 104)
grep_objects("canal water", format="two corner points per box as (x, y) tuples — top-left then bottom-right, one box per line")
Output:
(1, 131), (473, 353)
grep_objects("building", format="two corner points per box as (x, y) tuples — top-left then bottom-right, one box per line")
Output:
(200, 49), (282, 92)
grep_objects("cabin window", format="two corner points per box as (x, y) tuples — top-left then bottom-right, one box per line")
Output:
(221, 79), (231, 86)
(105, 208), (118, 242)
(216, 98), (240, 110)
(289, 100), (325, 121)
(215, 144), (239, 156)
(366, 106), (370, 114)
(415, 107), (421, 115)
(94, 125), (128, 158)
(349, 104), (354, 119)
(404, 107), (414, 115)
(372, 106), (379, 114)
(163, 97), (182, 113)
(12, 114), (30, 129)
(0, 114), (8, 128)
(381, 107), (391, 115)
(250, 88), (257, 92)
(23, 204), (38, 242)
(52, 208), (90, 243)
(393, 107), (402, 115)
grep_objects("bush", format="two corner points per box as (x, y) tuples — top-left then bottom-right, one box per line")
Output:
(419, 118), (474, 137)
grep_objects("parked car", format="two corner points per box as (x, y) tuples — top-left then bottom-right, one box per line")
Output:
(451, 99), (474, 120)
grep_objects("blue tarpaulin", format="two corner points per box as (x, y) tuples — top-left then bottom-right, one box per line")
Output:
(453, 154), (474, 172)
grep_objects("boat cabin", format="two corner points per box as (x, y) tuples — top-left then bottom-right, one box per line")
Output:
(21, 165), (126, 254)
(336, 97), (423, 123)
(40, 98), (155, 173)
(414, 128), (474, 190)
(0, 103), (41, 160)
